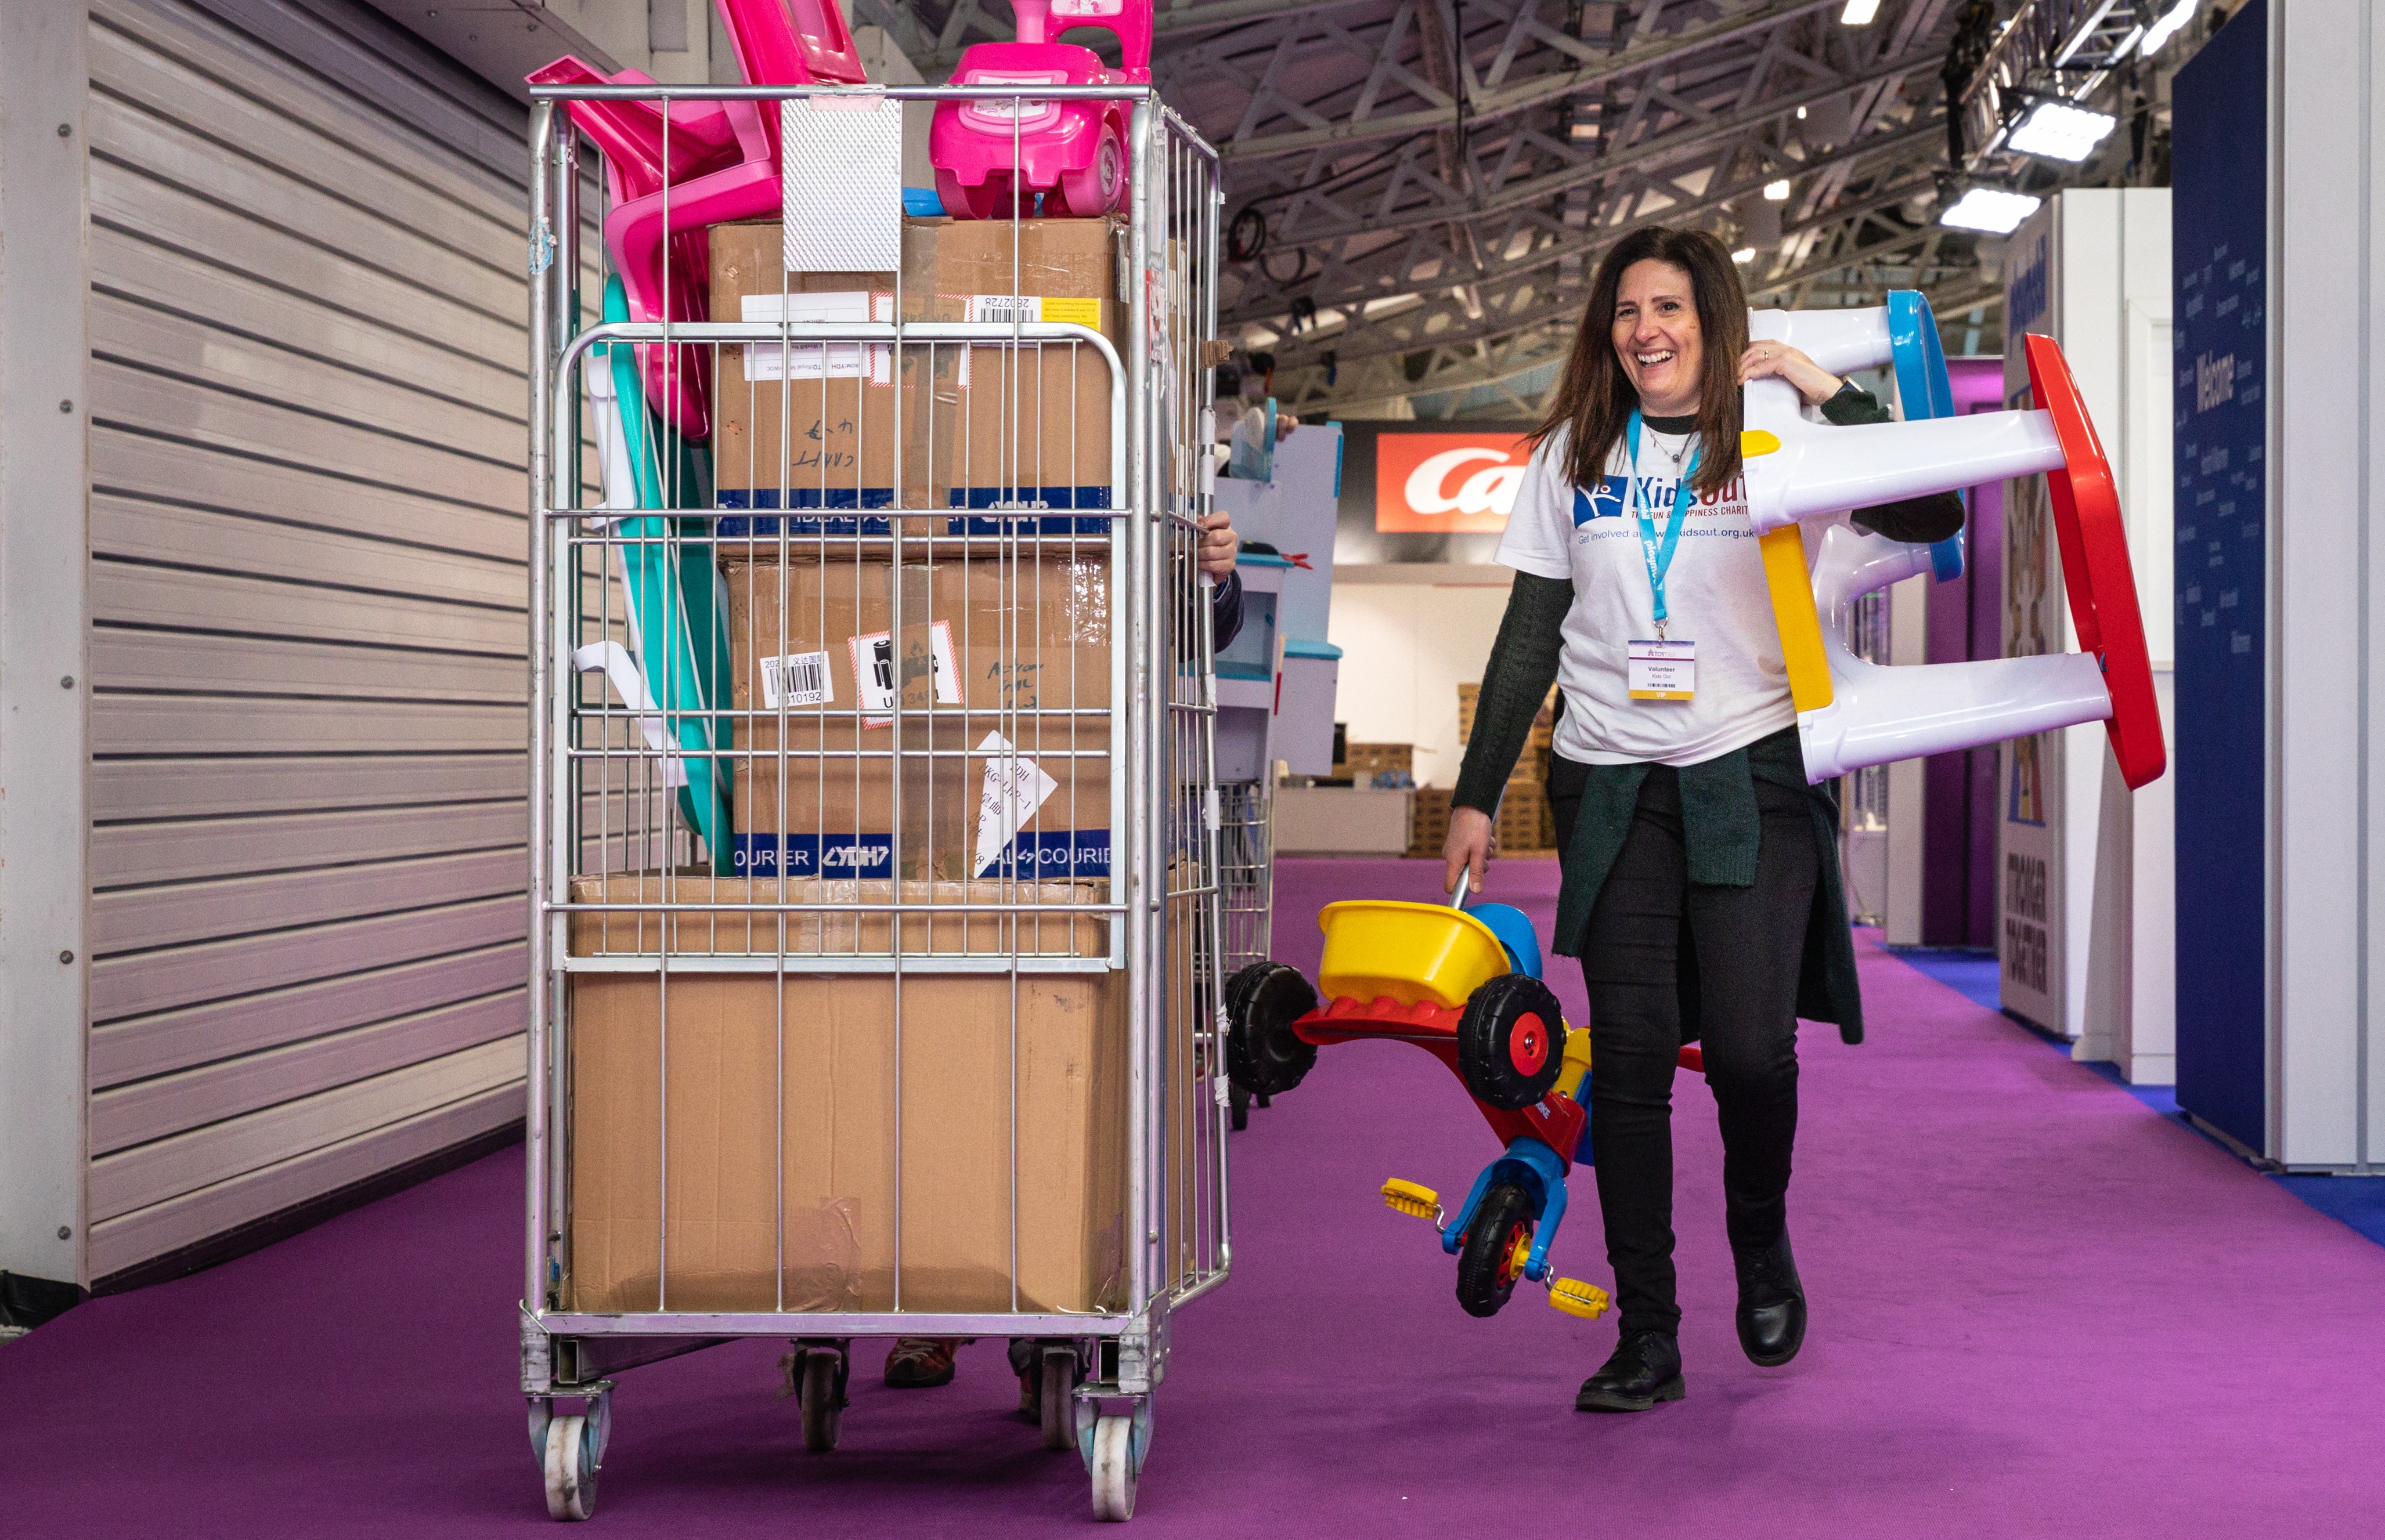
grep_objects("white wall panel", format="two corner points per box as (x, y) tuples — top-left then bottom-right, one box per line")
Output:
(91, 941), (525, 1085)
(84, 1082), (523, 1280)
(91, 896), (527, 1026)
(2271, 0), (2385, 1167)
(0, 0), (96, 1289)
(87, 1035), (524, 1219)
(91, 989), (524, 1152)
(79, 0), (546, 1279)
(92, 754), (525, 819)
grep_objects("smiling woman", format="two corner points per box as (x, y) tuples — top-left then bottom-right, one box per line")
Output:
(1436, 222), (1962, 1418)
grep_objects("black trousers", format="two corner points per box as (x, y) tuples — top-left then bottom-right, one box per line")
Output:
(1547, 757), (1818, 1339)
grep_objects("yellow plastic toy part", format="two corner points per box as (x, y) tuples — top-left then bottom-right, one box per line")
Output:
(1553, 1025), (1593, 1101)
(1549, 1278), (1613, 1320)
(1759, 526), (1834, 712)
(1317, 901), (1514, 1009)
(1740, 428), (1783, 457)
(1381, 1179), (1444, 1226)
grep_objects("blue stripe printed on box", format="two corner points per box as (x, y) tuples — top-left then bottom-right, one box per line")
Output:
(734, 829), (1111, 881)
(715, 486), (1112, 539)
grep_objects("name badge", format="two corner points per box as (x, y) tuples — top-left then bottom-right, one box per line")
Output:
(1627, 638), (1695, 701)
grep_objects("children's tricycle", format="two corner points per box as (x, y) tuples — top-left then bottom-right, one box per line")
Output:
(1226, 878), (1615, 1321)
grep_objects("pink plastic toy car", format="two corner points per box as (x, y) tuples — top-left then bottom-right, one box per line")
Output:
(932, 0), (1151, 219)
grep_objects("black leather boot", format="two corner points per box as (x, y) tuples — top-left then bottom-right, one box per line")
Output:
(1733, 1231), (1806, 1367)
(1575, 1330), (1686, 1412)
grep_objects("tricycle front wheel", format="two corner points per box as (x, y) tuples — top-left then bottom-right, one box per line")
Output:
(1455, 1181), (1536, 1318)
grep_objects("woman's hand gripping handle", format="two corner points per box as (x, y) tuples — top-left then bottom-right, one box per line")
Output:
(1443, 805), (1493, 902)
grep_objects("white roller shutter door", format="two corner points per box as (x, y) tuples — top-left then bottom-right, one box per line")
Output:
(83, 0), (547, 1281)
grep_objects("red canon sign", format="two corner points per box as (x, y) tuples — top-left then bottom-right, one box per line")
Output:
(1374, 432), (1532, 533)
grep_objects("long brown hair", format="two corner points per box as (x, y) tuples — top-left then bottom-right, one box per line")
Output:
(1531, 225), (1749, 499)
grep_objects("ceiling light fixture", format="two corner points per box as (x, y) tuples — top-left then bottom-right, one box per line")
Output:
(1841, 0), (1882, 23)
(2005, 101), (2118, 161)
(1763, 179), (1792, 201)
(1940, 187), (2043, 235)
(2138, 0), (2199, 57)
(1733, 247), (1756, 264)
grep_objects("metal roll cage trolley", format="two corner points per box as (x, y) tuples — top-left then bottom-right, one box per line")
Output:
(522, 77), (1229, 1523)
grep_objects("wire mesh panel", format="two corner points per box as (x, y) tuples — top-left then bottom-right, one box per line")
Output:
(1214, 779), (1275, 977)
(523, 87), (1226, 1380)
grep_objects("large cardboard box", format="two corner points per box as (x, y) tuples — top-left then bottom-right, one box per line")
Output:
(563, 876), (1127, 1314)
(567, 873), (1107, 959)
(718, 551), (1114, 885)
(710, 217), (1127, 518)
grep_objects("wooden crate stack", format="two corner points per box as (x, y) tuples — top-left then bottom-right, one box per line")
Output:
(1338, 742), (1415, 786)
(1408, 787), (1453, 858)
(1444, 682), (1561, 856)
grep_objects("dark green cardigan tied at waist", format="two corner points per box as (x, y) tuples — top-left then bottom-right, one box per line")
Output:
(1543, 726), (1864, 1045)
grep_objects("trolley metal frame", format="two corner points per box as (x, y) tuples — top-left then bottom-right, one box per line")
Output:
(520, 81), (1229, 1522)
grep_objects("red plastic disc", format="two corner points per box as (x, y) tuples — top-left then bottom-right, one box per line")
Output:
(2023, 333), (2167, 791)
(1508, 1013), (1549, 1076)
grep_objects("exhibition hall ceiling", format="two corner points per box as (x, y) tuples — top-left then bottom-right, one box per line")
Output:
(858, 0), (2001, 417)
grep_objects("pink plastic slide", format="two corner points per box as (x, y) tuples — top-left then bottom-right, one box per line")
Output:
(531, 1), (872, 442)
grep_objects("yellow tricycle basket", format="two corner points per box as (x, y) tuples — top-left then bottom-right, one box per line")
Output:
(1315, 901), (1513, 1010)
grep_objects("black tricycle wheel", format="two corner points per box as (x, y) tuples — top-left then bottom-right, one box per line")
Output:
(1224, 961), (1319, 1098)
(1456, 973), (1565, 1111)
(1455, 1181), (1537, 1318)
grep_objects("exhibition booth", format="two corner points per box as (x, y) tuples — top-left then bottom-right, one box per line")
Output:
(2, 1), (2383, 1535)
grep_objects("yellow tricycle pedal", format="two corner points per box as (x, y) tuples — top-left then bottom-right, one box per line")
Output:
(1549, 1277), (1612, 1320)
(1380, 1179), (1444, 1226)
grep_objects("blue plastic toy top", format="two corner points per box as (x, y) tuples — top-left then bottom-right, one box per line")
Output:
(1887, 289), (1967, 584)
(1464, 902), (1543, 981)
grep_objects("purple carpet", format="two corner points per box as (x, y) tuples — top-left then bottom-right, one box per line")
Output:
(6, 855), (2384, 1536)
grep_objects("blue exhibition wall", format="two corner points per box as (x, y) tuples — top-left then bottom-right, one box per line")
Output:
(2170, 0), (2268, 1152)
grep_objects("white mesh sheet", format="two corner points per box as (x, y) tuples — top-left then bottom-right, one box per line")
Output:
(780, 96), (903, 273)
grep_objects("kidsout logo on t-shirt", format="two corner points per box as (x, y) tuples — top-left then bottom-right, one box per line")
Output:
(1572, 473), (1748, 526)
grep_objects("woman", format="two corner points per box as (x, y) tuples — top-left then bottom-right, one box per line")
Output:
(1444, 226), (1960, 1412)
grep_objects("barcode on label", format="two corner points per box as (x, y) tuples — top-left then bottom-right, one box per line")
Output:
(759, 650), (832, 709)
(970, 294), (1042, 324)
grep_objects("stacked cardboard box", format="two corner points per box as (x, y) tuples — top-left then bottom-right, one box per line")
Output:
(1455, 681), (1560, 855)
(563, 876), (1126, 1315)
(710, 216), (1128, 518)
(1408, 786), (1453, 859)
(1336, 742), (1414, 785)
(717, 550), (1113, 887)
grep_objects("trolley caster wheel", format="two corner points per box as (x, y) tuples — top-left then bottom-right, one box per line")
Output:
(787, 1341), (849, 1453)
(542, 1412), (600, 1521)
(1089, 1414), (1143, 1520)
(1229, 1082), (1250, 1131)
(1038, 1348), (1081, 1452)
(1455, 1180), (1536, 1318)
(1225, 960), (1318, 1098)
(1456, 974), (1565, 1111)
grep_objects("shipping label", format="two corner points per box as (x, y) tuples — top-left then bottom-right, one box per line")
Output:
(972, 731), (1061, 877)
(848, 620), (959, 725)
(759, 650), (834, 709)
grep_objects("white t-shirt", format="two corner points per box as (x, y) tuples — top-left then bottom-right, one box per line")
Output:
(1495, 423), (1797, 767)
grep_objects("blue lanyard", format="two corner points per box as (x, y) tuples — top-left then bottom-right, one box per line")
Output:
(1626, 409), (1700, 637)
